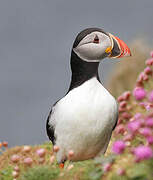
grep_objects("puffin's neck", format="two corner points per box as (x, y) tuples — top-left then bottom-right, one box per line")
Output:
(68, 51), (100, 92)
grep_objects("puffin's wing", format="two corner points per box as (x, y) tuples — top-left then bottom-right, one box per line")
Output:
(46, 100), (60, 145)
(46, 108), (56, 145)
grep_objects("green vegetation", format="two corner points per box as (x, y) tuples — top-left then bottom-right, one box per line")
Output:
(19, 166), (60, 180)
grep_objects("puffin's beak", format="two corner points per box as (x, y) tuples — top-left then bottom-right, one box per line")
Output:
(106, 33), (132, 58)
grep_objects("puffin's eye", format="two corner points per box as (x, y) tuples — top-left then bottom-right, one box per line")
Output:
(93, 35), (99, 44)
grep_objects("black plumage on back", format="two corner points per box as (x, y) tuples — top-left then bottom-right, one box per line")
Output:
(46, 109), (56, 145)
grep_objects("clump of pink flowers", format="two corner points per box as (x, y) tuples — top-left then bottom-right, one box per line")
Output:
(145, 117), (153, 127)
(132, 145), (153, 162)
(133, 87), (146, 100)
(127, 120), (141, 134)
(36, 148), (46, 157)
(11, 154), (20, 163)
(113, 50), (153, 174)
(23, 157), (33, 166)
(148, 91), (153, 102)
(103, 163), (112, 172)
(112, 140), (126, 154)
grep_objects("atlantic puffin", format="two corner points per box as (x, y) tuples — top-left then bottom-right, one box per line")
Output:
(46, 28), (131, 165)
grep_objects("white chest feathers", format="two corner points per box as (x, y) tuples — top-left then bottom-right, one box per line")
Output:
(49, 77), (118, 162)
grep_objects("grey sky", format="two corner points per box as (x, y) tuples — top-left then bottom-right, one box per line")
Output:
(0, 0), (153, 147)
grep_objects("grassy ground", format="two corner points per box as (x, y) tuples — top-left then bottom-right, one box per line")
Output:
(0, 139), (153, 180)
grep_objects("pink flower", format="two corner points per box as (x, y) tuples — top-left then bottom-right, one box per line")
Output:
(121, 112), (132, 119)
(145, 117), (153, 127)
(148, 91), (153, 102)
(123, 91), (131, 100)
(115, 124), (125, 134)
(117, 118), (122, 125)
(136, 80), (144, 87)
(133, 87), (146, 101)
(150, 51), (153, 57)
(146, 136), (153, 145)
(123, 134), (134, 141)
(137, 72), (145, 81)
(139, 102), (152, 111)
(139, 127), (152, 137)
(36, 148), (46, 157)
(119, 101), (127, 108)
(143, 74), (149, 81)
(138, 118), (145, 126)
(23, 157), (33, 166)
(12, 171), (19, 178)
(134, 113), (142, 120)
(117, 168), (126, 175)
(13, 165), (20, 172)
(146, 58), (153, 66)
(117, 95), (124, 102)
(139, 102), (147, 107)
(103, 163), (112, 172)
(53, 145), (60, 152)
(137, 72), (149, 81)
(117, 91), (131, 102)
(144, 67), (152, 75)
(133, 145), (153, 162)
(145, 104), (152, 111)
(22, 145), (31, 153)
(112, 140), (126, 154)
(119, 107), (126, 113)
(11, 155), (20, 163)
(127, 120), (141, 133)
(50, 155), (55, 164)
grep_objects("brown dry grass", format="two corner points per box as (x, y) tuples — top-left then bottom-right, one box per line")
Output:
(0, 144), (53, 170)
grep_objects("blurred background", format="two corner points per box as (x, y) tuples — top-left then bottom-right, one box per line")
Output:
(0, 0), (153, 147)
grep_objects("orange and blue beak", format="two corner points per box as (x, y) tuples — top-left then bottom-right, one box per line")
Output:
(106, 33), (131, 58)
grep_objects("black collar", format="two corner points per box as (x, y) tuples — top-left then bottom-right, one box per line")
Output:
(67, 51), (100, 92)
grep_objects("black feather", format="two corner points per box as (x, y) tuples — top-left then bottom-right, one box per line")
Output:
(46, 109), (56, 145)
(46, 100), (60, 145)
(68, 51), (100, 92)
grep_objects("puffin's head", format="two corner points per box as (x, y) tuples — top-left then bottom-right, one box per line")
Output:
(73, 28), (131, 62)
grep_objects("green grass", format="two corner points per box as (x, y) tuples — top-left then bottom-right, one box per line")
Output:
(0, 166), (13, 180)
(18, 166), (60, 180)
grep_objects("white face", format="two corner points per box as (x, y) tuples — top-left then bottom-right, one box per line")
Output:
(73, 31), (112, 62)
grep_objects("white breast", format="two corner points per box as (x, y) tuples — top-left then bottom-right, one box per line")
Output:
(49, 77), (118, 162)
